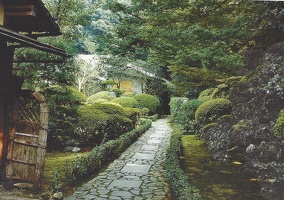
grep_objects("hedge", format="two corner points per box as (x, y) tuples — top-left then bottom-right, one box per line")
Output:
(165, 125), (201, 200)
(111, 96), (139, 108)
(55, 119), (152, 186)
(86, 91), (116, 104)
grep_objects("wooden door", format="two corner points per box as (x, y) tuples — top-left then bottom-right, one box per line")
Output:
(5, 91), (48, 192)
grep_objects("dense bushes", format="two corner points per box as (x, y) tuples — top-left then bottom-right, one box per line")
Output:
(78, 103), (133, 144)
(44, 86), (86, 150)
(86, 91), (115, 104)
(195, 98), (232, 125)
(169, 97), (188, 121)
(133, 93), (160, 114)
(175, 99), (203, 133)
(56, 119), (152, 185)
(111, 96), (139, 108)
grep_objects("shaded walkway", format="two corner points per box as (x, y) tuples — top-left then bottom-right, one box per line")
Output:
(66, 116), (172, 200)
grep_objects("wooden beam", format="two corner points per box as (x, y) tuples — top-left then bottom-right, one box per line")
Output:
(5, 5), (36, 17)
(0, 3), (4, 26)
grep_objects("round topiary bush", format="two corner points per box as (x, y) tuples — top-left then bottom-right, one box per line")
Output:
(86, 91), (116, 104)
(111, 97), (139, 108)
(195, 98), (232, 125)
(133, 94), (160, 115)
(92, 102), (125, 115)
(111, 88), (124, 97)
(93, 99), (109, 104)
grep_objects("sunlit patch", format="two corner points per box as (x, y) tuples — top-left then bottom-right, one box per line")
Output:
(227, 146), (238, 152)
(250, 178), (260, 182)
(267, 179), (276, 183)
(220, 170), (232, 174)
(232, 161), (243, 165)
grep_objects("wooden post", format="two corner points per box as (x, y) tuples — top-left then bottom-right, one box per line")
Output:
(0, 2), (4, 26)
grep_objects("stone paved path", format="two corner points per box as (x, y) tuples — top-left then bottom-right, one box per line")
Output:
(65, 116), (172, 200)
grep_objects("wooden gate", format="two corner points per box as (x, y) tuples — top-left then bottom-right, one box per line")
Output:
(5, 91), (48, 192)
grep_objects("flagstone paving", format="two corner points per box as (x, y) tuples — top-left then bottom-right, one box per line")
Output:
(65, 116), (172, 200)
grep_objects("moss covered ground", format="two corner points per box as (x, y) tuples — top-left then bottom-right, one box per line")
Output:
(180, 135), (265, 200)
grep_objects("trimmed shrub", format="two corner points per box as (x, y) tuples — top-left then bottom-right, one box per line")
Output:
(44, 86), (86, 150)
(211, 84), (231, 99)
(198, 88), (215, 102)
(195, 98), (232, 125)
(273, 109), (284, 137)
(58, 119), (152, 185)
(175, 99), (203, 134)
(87, 91), (115, 104)
(141, 108), (150, 116)
(111, 88), (124, 97)
(122, 91), (135, 97)
(169, 97), (188, 121)
(92, 102), (125, 115)
(133, 94), (160, 115)
(93, 99), (109, 104)
(111, 96), (139, 108)
(78, 104), (132, 144)
(124, 107), (142, 126)
(165, 125), (201, 200)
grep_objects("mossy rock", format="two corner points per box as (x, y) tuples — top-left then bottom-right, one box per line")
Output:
(87, 91), (115, 104)
(273, 109), (284, 137)
(111, 97), (139, 108)
(211, 84), (230, 99)
(202, 123), (218, 132)
(133, 94), (160, 114)
(195, 98), (232, 125)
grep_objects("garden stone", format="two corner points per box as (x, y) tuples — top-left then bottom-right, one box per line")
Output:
(64, 146), (81, 152)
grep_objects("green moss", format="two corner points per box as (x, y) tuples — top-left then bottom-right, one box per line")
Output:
(211, 84), (230, 99)
(225, 76), (243, 87)
(198, 88), (215, 102)
(195, 98), (232, 125)
(231, 120), (252, 130)
(111, 96), (139, 108)
(273, 109), (284, 136)
(202, 123), (218, 132)
(133, 94), (160, 114)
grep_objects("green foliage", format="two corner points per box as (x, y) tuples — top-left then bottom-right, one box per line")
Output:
(57, 119), (152, 185)
(122, 91), (135, 97)
(78, 104), (132, 144)
(86, 91), (116, 104)
(211, 84), (230, 99)
(141, 108), (150, 116)
(176, 99), (203, 134)
(92, 102), (125, 115)
(198, 88), (215, 102)
(110, 88), (124, 97)
(133, 94), (160, 115)
(101, 80), (117, 86)
(111, 96), (139, 108)
(273, 109), (284, 137)
(165, 125), (201, 200)
(44, 86), (86, 150)
(195, 98), (232, 126)
(93, 99), (109, 104)
(124, 107), (142, 126)
(169, 97), (188, 121)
